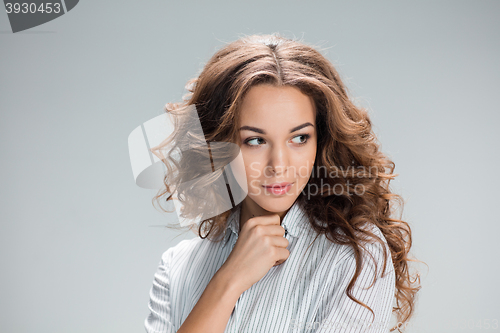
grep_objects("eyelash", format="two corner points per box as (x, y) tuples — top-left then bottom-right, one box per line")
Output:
(243, 134), (311, 148)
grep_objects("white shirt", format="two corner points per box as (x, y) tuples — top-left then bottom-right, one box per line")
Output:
(145, 199), (396, 333)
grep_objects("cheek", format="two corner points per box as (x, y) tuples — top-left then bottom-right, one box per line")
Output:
(243, 161), (263, 181)
(241, 152), (263, 178)
(244, 164), (263, 195)
(295, 154), (316, 186)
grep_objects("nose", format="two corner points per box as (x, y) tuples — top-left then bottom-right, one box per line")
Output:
(266, 143), (289, 177)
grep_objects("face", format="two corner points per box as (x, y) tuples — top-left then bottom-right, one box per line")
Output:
(237, 84), (317, 216)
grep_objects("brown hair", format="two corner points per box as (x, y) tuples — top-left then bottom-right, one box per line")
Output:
(151, 33), (422, 332)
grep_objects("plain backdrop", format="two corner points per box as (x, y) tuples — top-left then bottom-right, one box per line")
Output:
(1, 1), (499, 332)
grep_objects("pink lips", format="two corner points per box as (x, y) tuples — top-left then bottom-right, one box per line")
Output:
(262, 182), (293, 195)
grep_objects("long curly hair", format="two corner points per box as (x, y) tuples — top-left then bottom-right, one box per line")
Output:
(151, 33), (422, 332)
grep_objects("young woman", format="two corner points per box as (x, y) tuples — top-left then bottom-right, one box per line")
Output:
(145, 33), (421, 333)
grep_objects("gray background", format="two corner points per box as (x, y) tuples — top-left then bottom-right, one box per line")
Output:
(1, 1), (499, 332)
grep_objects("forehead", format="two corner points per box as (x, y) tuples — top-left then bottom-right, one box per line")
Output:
(238, 84), (316, 125)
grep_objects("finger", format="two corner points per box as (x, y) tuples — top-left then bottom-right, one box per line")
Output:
(273, 260), (284, 267)
(270, 234), (289, 248)
(249, 224), (286, 237)
(266, 224), (287, 237)
(274, 248), (290, 263)
(247, 214), (281, 227)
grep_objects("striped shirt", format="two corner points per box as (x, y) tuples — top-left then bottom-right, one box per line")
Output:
(145, 199), (396, 333)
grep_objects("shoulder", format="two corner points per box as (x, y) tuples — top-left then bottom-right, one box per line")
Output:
(159, 236), (222, 274)
(159, 237), (203, 267)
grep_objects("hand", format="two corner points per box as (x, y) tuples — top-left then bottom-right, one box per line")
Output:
(219, 214), (289, 294)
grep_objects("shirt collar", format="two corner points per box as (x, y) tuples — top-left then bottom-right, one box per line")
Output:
(220, 199), (308, 248)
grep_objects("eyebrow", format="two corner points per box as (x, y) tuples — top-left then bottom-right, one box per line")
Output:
(238, 122), (314, 134)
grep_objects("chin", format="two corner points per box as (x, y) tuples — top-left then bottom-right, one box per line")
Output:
(249, 193), (298, 213)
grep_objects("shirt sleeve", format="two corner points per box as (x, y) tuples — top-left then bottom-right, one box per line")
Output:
(144, 248), (178, 333)
(314, 241), (396, 333)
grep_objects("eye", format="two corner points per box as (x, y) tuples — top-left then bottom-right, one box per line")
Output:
(243, 134), (311, 148)
(291, 134), (310, 145)
(244, 137), (265, 147)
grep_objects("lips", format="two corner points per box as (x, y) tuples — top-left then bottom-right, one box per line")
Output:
(262, 182), (292, 189)
(262, 182), (293, 195)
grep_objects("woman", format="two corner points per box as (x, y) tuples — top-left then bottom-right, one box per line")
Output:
(145, 33), (421, 333)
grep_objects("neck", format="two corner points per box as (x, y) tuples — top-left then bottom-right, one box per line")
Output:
(238, 197), (289, 233)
